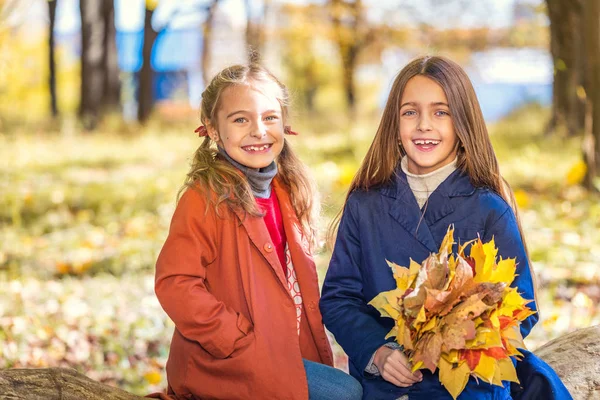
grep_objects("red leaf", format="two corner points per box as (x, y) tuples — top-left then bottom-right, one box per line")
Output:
(460, 349), (481, 371)
(483, 347), (509, 360)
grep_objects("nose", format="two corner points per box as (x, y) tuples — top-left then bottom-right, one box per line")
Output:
(417, 115), (432, 132)
(249, 120), (267, 139)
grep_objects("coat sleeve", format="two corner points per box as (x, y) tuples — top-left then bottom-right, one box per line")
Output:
(155, 188), (252, 359)
(484, 206), (539, 339)
(319, 194), (393, 375)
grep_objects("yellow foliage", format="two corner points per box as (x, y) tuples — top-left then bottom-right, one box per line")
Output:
(473, 353), (496, 383)
(438, 357), (470, 400)
(143, 370), (162, 385)
(513, 189), (530, 209)
(566, 160), (587, 186)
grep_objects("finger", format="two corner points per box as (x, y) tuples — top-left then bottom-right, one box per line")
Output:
(381, 361), (420, 385)
(380, 370), (413, 387)
(388, 353), (423, 382)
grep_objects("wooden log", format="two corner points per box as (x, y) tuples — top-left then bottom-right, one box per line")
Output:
(535, 325), (600, 400)
(0, 367), (144, 400)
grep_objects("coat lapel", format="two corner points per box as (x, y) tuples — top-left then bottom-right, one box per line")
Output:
(387, 183), (438, 253)
(232, 206), (288, 289)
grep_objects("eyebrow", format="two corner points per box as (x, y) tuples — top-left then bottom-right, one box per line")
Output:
(226, 109), (281, 118)
(400, 101), (449, 108)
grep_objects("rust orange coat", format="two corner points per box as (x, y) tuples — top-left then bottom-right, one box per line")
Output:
(154, 178), (334, 400)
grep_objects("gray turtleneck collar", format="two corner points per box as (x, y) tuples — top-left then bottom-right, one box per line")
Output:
(218, 147), (278, 199)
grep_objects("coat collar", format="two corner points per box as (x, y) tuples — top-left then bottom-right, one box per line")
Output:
(382, 165), (475, 253)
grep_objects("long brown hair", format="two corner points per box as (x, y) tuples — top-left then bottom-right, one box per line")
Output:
(328, 56), (537, 299)
(180, 64), (319, 246)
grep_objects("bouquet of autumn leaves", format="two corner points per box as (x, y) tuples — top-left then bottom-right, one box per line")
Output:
(369, 226), (535, 399)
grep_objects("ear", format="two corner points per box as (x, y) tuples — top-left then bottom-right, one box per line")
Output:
(206, 122), (220, 142)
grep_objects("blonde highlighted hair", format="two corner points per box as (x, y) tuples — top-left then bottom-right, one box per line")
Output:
(329, 56), (537, 298)
(180, 64), (319, 247)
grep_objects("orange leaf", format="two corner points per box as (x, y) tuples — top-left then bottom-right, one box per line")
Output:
(461, 349), (482, 371)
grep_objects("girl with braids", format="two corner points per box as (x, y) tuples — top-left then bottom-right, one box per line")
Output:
(151, 64), (361, 400)
(319, 56), (570, 400)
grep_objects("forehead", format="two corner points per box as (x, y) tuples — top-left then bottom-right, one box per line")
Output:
(218, 81), (283, 114)
(401, 75), (448, 102)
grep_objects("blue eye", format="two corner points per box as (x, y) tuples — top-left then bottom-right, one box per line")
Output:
(265, 115), (278, 121)
(436, 110), (450, 116)
(402, 110), (416, 116)
(234, 117), (247, 123)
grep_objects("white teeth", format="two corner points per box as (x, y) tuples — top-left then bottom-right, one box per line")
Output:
(414, 139), (440, 145)
(245, 144), (270, 151)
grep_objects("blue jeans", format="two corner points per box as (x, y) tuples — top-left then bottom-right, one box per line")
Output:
(303, 359), (363, 400)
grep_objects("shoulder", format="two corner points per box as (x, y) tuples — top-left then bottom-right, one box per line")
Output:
(466, 187), (514, 226)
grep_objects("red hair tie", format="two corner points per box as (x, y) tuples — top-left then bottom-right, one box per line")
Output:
(194, 125), (208, 137)
(284, 125), (298, 136)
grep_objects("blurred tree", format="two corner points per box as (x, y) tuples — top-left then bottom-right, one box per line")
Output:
(583, 0), (600, 190)
(545, 0), (586, 137)
(245, 0), (268, 62)
(138, 0), (159, 124)
(79, 0), (120, 130)
(48, 0), (59, 117)
(328, 0), (374, 115)
(279, 4), (333, 113)
(201, 0), (220, 86)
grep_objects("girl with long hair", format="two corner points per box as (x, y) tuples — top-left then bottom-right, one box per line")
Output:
(320, 56), (570, 400)
(152, 64), (362, 400)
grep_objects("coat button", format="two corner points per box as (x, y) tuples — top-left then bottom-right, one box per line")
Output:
(264, 243), (274, 253)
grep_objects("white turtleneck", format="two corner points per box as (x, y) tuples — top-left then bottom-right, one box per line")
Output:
(400, 156), (458, 209)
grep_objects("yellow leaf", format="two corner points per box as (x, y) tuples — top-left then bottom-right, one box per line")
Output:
(566, 160), (587, 186)
(387, 259), (418, 292)
(442, 350), (461, 364)
(368, 288), (404, 319)
(499, 287), (528, 317)
(466, 327), (503, 349)
(422, 316), (437, 333)
(439, 226), (455, 256)
(489, 258), (516, 285)
(413, 306), (427, 331)
(144, 370), (162, 385)
(473, 353), (496, 383)
(497, 357), (519, 383)
(513, 189), (530, 209)
(471, 238), (498, 283)
(438, 356), (470, 400)
(385, 325), (399, 340)
(412, 360), (424, 372)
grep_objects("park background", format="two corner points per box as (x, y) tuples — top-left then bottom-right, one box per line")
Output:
(0, 0), (599, 395)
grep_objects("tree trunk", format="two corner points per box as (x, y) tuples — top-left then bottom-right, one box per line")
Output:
(137, 7), (158, 124)
(201, 0), (220, 87)
(48, 0), (59, 117)
(330, 0), (368, 115)
(545, 0), (586, 136)
(582, 0), (600, 190)
(102, 0), (120, 112)
(79, 0), (106, 130)
(534, 325), (600, 399)
(244, 0), (264, 62)
(0, 368), (145, 399)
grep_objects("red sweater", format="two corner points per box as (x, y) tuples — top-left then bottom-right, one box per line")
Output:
(256, 190), (287, 275)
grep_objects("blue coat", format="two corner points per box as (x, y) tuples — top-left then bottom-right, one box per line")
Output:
(320, 168), (571, 400)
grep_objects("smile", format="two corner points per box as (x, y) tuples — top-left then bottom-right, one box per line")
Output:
(242, 143), (273, 152)
(413, 139), (440, 145)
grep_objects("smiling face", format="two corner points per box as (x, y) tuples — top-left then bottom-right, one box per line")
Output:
(399, 75), (459, 175)
(208, 82), (285, 169)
